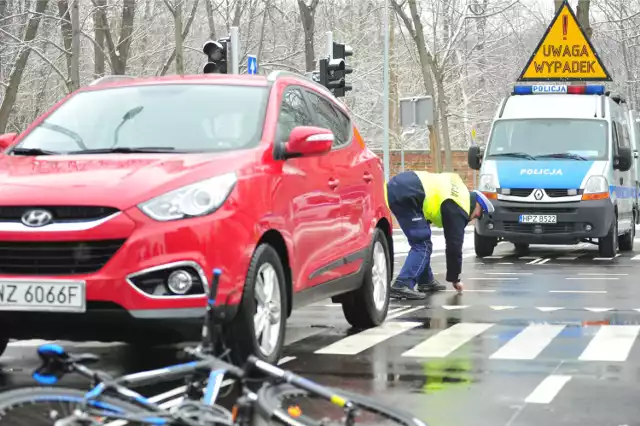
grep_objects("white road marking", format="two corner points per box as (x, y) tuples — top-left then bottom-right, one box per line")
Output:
(584, 308), (613, 313)
(463, 253), (476, 258)
(556, 256), (577, 260)
(536, 307), (564, 312)
(536, 258), (551, 264)
(485, 272), (532, 275)
(565, 277), (619, 281)
(402, 323), (494, 358)
(498, 262), (514, 264)
(315, 321), (422, 355)
(441, 305), (469, 310)
(524, 375), (572, 404)
(549, 290), (607, 293)
(527, 258), (543, 264)
(490, 324), (565, 360)
(483, 255), (504, 259)
(594, 254), (621, 260)
(444, 289), (496, 292)
(490, 306), (516, 311)
(467, 277), (518, 280)
(579, 325), (640, 361)
(578, 273), (628, 276)
(632, 255), (640, 260)
(387, 306), (424, 320)
(520, 256), (539, 260)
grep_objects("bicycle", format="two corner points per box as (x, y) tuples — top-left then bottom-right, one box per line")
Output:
(0, 269), (428, 426)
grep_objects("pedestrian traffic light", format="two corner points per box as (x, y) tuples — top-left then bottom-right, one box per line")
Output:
(202, 38), (228, 74)
(332, 42), (353, 97)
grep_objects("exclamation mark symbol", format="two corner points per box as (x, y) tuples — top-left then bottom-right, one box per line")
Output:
(562, 15), (567, 40)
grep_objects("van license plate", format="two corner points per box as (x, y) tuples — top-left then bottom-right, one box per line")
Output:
(519, 214), (557, 224)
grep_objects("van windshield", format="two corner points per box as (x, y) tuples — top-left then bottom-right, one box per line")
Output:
(486, 119), (609, 161)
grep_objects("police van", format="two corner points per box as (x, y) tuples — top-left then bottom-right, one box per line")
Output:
(468, 84), (636, 258)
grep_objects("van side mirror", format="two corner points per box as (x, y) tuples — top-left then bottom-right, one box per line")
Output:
(468, 146), (483, 170)
(615, 146), (632, 172)
(0, 133), (17, 150)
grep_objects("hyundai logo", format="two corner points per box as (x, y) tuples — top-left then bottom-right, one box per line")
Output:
(21, 209), (53, 227)
(533, 189), (544, 200)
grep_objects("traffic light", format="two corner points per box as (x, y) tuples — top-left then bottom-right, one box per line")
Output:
(319, 57), (347, 92)
(331, 42), (353, 97)
(202, 38), (229, 74)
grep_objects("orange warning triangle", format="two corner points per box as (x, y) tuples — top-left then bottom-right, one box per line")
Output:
(518, 0), (611, 81)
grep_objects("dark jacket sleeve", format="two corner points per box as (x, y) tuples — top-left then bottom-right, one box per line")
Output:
(440, 200), (469, 283)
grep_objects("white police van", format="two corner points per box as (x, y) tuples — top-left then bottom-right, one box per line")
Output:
(468, 84), (636, 258)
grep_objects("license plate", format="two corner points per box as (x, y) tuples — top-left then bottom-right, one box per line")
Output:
(519, 214), (557, 224)
(0, 280), (85, 312)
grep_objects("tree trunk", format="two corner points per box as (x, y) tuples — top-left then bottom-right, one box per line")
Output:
(69, 0), (80, 90)
(0, 0), (49, 133)
(57, 0), (72, 82)
(93, 0), (106, 78)
(297, 0), (320, 72)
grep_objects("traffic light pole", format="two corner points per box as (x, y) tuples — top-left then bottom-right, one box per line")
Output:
(230, 26), (239, 74)
(326, 31), (333, 59)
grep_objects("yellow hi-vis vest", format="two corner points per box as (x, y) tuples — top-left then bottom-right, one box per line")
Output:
(384, 172), (471, 228)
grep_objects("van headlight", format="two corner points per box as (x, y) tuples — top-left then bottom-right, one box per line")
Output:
(583, 176), (608, 194)
(138, 173), (237, 221)
(479, 174), (498, 193)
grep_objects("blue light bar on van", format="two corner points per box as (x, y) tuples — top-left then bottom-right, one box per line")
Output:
(513, 84), (605, 95)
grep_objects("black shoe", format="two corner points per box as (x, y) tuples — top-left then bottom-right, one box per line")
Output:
(417, 279), (446, 292)
(390, 284), (426, 300)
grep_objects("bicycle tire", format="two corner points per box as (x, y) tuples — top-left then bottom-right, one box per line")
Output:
(255, 383), (428, 426)
(0, 387), (146, 425)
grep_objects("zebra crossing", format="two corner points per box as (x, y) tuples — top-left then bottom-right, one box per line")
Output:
(289, 315), (640, 363)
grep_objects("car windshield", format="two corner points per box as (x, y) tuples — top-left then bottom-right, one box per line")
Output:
(486, 118), (609, 161)
(13, 84), (269, 154)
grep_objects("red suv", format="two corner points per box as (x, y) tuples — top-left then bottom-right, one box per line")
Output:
(0, 71), (394, 363)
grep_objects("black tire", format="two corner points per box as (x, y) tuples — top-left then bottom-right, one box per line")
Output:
(598, 218), (618, 258)
(341, 228), (391, 329)
(255, 383), (426, 426)
(0, 336), (9, 358)
(514, 243), (529, 253)
(474, 229), (496, 257)
(224, 243), (287, 366)
(0, 387), (145, 425)
(619, 214), (635, 251)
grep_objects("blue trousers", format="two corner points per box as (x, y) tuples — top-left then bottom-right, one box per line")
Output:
(387, 172), (434, 289)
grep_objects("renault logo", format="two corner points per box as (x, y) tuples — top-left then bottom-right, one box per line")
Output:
(533, 189), (544, 200)
(21, 209), (53, 227)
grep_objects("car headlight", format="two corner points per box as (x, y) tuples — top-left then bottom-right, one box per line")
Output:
(479, 174), (498, 193)
(138, 172), (237, 221)
(583, 175), (608, 194)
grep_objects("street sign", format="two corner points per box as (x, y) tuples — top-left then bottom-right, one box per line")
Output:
(399, 96), (433, 129)
(247, 55), (258, 75)
(518, 0), (611, 81)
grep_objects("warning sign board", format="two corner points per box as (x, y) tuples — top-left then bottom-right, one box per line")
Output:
(518, 0), (611, 81)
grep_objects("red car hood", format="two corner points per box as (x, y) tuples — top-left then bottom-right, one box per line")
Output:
(0, 151), (253, 209)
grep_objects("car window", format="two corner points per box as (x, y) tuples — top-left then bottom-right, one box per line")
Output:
(276, 87), (314, 142)
(306, 91), (351, 148)
(14, 84), (269, 153)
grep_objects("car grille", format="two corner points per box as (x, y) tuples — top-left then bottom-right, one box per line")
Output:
(0, 206), (119, 222)
(0, 240), (126, 275)
(502, 189), (579, 198)
(503, 222), (573, 234)
(504, 207), (577, 214)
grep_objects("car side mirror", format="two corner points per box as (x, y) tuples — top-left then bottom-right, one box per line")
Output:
(0, 133), (18, 150)
(284, 126), (333, 159)
(615, 146), (632, 172)
(468, 145), (483, 170)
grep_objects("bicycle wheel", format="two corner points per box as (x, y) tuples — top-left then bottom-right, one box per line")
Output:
(255, 383), (428, 426)
(0, 387), (145, 425)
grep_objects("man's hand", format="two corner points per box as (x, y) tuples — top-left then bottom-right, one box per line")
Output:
(452, 281), (464, 293)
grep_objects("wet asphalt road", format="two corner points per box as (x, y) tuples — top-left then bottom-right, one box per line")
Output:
(2, 227), (640, 425)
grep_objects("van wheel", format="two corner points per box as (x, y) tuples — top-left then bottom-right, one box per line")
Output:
(475, 229), (496, 257)
(224, 243), (287, 365)
(0, 336), (8, 358)
(619, 216), (635, 251)
(598, 219), (618, 258)
(341, 228), (391, 329)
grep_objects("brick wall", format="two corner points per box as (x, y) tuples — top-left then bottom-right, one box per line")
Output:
(371, 149), (477, 188)
(371, 149), (479, 228)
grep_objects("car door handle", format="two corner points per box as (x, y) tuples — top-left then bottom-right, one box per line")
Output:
(363, 172), (373, 182)
(328, 178), (339, 189)
(620, 177), (624, 185)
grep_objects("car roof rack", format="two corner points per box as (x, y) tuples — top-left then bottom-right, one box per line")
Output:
(88, 75), (137, 86)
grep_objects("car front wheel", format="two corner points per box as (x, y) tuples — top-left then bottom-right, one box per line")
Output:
(225, 243), (287, 365)
(341, 228), (391, 328)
